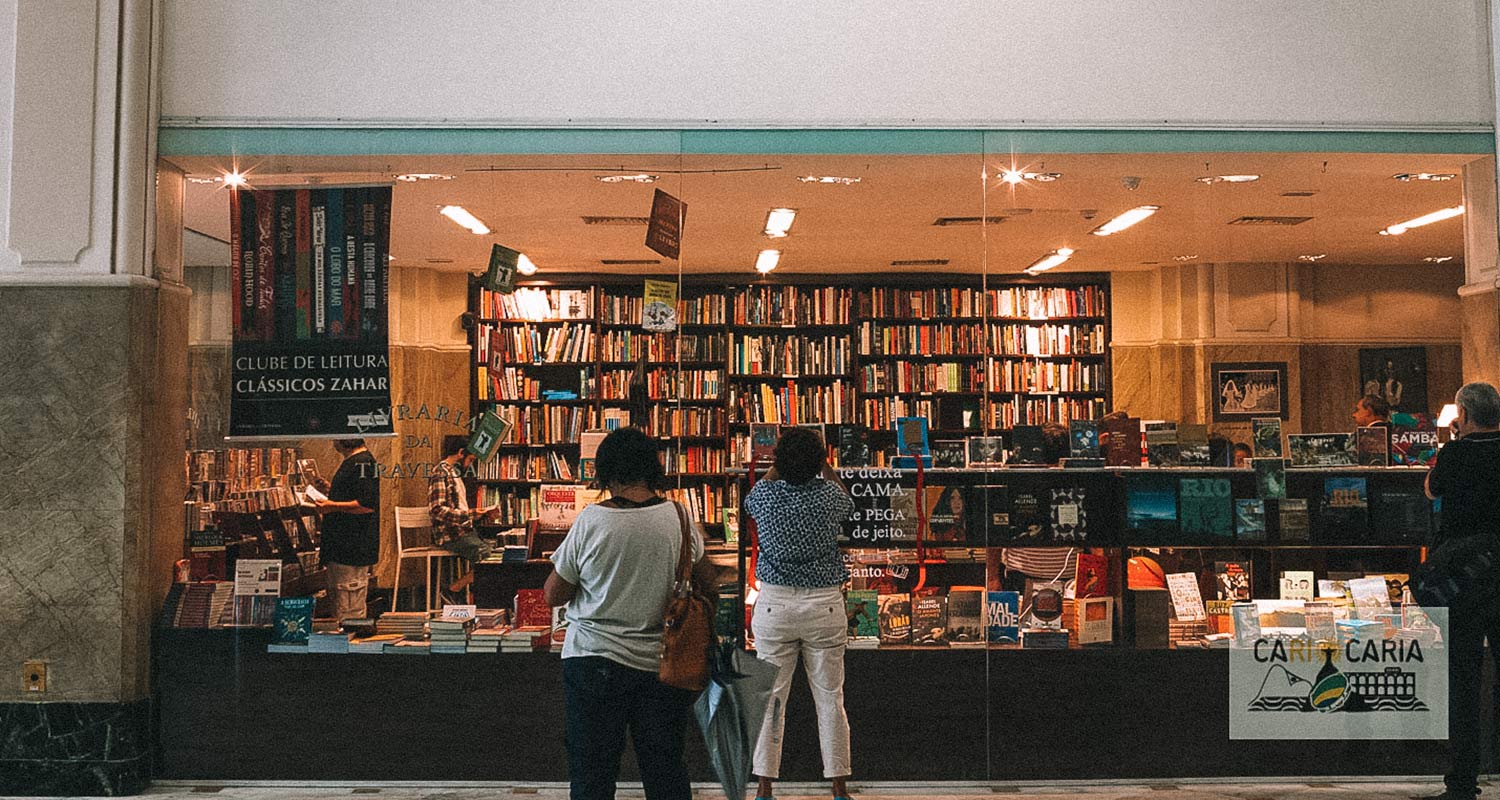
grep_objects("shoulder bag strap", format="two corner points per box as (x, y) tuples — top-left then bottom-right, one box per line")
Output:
(672, 500), (693, 597)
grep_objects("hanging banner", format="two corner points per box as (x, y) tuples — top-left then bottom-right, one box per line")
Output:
(229, 185), (395, 439)
(644, 188), (686, 260)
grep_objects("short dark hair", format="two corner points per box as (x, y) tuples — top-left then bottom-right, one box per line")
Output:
(333, 438), (365, 452)
(1359, 394), (1391, 419)
(1234, 442), (1253, 455)
(595, 427), (666, 490)
(441, 435), (470, 459)
(774, 427), (827, 484)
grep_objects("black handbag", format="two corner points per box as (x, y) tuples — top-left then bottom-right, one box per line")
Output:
(1413, 533), (1500, 609)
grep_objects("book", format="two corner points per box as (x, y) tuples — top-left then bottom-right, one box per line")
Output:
(930, 439), (967, 469)
(926, 485), (970, 543)
(1021, 628), (1071, 649)
(1009, 488), (1050, 542)
(1177, 424), (1211, 466)
(1321, 476), (1369, 541)
(1144, 422), (1180, 467)
(1125, 475), (1178, 541)
(1251, 417), (1283, 458)
(910, 592), (949, 646)
(1166, 573), (1206, 621)
(1356, 426), (1390, 466)
(514, 588), (552, 628)
(894, 416), (930, 457)
(1374, 491), (1432, 543)
(1010, 425), (1046, 465)
(537, 484), (583, 530)
(1074, 552), (1109, 598)
(1049, 486), (1087, 543)
(1287, 433), (1356, 467)
(1279, 570), (1315, 601)
(845, 589), (879, 639)
(749, 423), (780, 464)
(837, 425), (872, 467)
(1075, 596), (1114, 646)
(1102, 416), (1142, 467)
(979, 484), (1010, 538)
(1068, 419), (1100, 459)
(550, 606), (569, 652)
(271, 597), (314, 645)
(877, 592), (912, 645)
(1348, 576), (1392, 615)
(1214, 561), (1253, 601)
(1235, 498), (1267, 541)
(966, 435), (1004, 467)
(1060, 457), (1105, 468)
(985, 591), (1021, 644)
(1179, 477), (1233, 540)
(1252, 457), (1287, 500)
(1132, 589), (1171, 649)
(1390, 414), (1440, 467)
(579, 429), (607, 461)
(1381, 573), (1411, 606)
(946, 587), (986, 646)
(1318, 579), (1350, 599)
(1026, 582), (1066, 629)
(1278, 498), (1310, 542)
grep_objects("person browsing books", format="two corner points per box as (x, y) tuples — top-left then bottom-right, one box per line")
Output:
(1421, 381), (1500, 800)
(427, 436), (497, 597)
(744, 427), (856, 800)
(309, 439), (379, 621)
(1352, 393), (1393, 428)
(542, 426), (716, 800)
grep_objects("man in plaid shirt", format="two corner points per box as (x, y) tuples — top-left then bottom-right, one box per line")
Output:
(428, 436), (496, 575)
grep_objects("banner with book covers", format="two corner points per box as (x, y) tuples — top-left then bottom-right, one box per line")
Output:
(228, 185), (395, 439)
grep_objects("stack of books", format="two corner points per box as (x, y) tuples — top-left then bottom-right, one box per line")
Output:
(474, 608), (509, 629)
(848, 636), (880, 650)
(349, 634), (402, 654)
(1169, 619), (1210, 648)
(429, 618), (474, 654)
(501, 626), (550, 653)
(467, 628), (505, 654)
(375, 612), (428, 639)
(385, 639), (432, 655)
(307, 631), (351, 654)
(502, 545), (529, 564)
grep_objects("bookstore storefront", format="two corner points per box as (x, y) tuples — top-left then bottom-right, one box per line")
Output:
(153, 129), (1495, 783)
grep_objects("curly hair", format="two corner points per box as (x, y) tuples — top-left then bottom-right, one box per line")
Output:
(773, 426), (828, 484)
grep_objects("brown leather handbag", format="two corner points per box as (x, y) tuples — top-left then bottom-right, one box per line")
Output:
(659, 501), (713, 691)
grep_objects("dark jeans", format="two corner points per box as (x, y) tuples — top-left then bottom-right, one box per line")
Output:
(1447, 596), (1500, 796)
(563, 655), (697, 800)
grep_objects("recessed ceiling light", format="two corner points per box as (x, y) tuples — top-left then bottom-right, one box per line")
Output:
(395, 173), (454, 182)
(516, 254), (538, 276)
(1393, 172), (1456, 182)
(1024, 247), (1074, 275)
(797, 175), (861, 185)
(997, 169), (1063, 185)
(1424, 256), (1456, 264)
(1172, 255), (1199, 262)
(1090, 206), (1159, 236)
(595, 173), (659, 184)
(1379, 204), (1464, 236)
(764, 208), (797, 238)
(1195, 175), (1260, 184)
(439, 205), (491, 235)
(222, 171), (248, 189)
(187, 176), (223, 185)
(1298, 254), (1327, 262)
(755, 249), (781, 274)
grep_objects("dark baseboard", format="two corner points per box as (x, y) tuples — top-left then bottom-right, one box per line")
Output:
(0, 699), (151, 796)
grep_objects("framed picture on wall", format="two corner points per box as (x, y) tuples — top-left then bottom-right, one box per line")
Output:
(1211, 362), (1288, 421)
(1358, 347), (1427, 413)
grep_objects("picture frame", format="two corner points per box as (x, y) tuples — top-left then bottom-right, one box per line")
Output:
(1358, 346), (1427, 414)
(1210, 362), (1288, 421)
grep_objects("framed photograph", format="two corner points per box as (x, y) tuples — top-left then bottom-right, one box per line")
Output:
(1359, 347), (1427, 413)
(966, 436), (1004, 467)
(1211, 362), (1288, 421)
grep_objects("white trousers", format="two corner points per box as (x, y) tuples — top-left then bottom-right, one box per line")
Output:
(751, 583), (851, 780)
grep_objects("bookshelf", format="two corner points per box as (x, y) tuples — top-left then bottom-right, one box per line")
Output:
(468, 274), (1111, 524)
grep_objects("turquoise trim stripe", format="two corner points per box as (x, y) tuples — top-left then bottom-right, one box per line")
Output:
(158, 127), (1495, 157)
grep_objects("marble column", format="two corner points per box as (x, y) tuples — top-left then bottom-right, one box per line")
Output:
(1461, 157), (1500, 387)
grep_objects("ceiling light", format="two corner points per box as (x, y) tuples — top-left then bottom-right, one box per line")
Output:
(395, 173), (454, 182)
(1024, 247), (1074, 275)
(1298, 254), (1327, 262)
(1393, 172), (1456, 182)
(439, 205), (491, 235)
(595, 173), (659, 184)
(996, 169), (1061, 185)
(1090, 206), (1159, 236)
(222, 171), (248, 189)
(754, 249), (781, 273)
(1379, 204), (1464, 236)
(1172, 255), (1199, 262)
(1424, 256), (1456, 264)
(1437, 404), (1460, 428)
(797, 175), (861, 185)
(516, 254), (538, 276)
(763, 208), (796, 238)
(1195, 175), (1260, 184)
(187, 176), (223, 185)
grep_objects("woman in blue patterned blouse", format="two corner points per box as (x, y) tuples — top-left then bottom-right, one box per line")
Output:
(744, 426), (855, 800)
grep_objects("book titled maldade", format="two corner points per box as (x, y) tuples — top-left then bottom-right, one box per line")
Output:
(1252, 417), (1283, 458)
(877, 592), (912, 645)
(1179, 477), (1233, 540)
(845, 589), (879, 639)
(1068, 420), (1100, 458)
(946, 587), (985, 646)
(1049, 487), (1087, 542)
(910, 591), (949, 646)
(1356, 426), (1390, 466)
(986, 591), (1021, 644)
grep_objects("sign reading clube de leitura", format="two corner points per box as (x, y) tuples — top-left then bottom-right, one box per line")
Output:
(228, 185), (395, 438)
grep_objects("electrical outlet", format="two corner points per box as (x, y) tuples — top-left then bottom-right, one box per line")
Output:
(23, 661), (46, 693)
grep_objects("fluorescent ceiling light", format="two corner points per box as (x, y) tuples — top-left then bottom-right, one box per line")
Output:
(1424, 256), (1455, 264)
(187, 176), (223, 185)
(1298, 254), (1327, 262)
(595, 173), (659, 184)
(1437, 404), (1459, 428)
(1172, 254), (1198, 262)
(763, 208), (797, 238)
(1090, 206), (1159, 236)
(754, 249), (781, 273)
(1379, 205), (1464, 236)
(223, 171), (248, 189)
(797, 175), (861, 185)
(1024, 247), (1074, 275)
(997, 169), (1062, 185)
(1195, 175), (1259, 184)
(1393, 172), (1456, 182)
(395, 173), (454, 182)
(517, 254), (538, 276)
(439, 205), (491, 235)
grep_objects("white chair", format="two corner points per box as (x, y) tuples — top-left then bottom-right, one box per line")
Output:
(391, 506), (464, 612)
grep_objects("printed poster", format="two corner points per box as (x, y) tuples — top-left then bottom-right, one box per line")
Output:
(642, 279), (679, 332)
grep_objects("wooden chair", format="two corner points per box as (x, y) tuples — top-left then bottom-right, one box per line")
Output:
(391, 506), (463, 612)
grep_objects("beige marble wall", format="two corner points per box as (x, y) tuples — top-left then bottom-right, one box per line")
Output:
(1461, 290), (1500, 387)
(0, 284), (187, 703)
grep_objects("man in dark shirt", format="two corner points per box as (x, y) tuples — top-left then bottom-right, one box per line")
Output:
(1352, 393), (1393, 429)
(1422, 382), (1500, 800)
(310, 439), (380, 621)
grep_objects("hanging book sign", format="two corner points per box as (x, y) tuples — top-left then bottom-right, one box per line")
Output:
(483, 243), (521, 294)
(644, 188), (686, 260)
(642, 279), (679, 332)
(467, 409), (513, 463)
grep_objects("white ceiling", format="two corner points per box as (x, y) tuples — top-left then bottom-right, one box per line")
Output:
(169, 152), (1476, 275)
